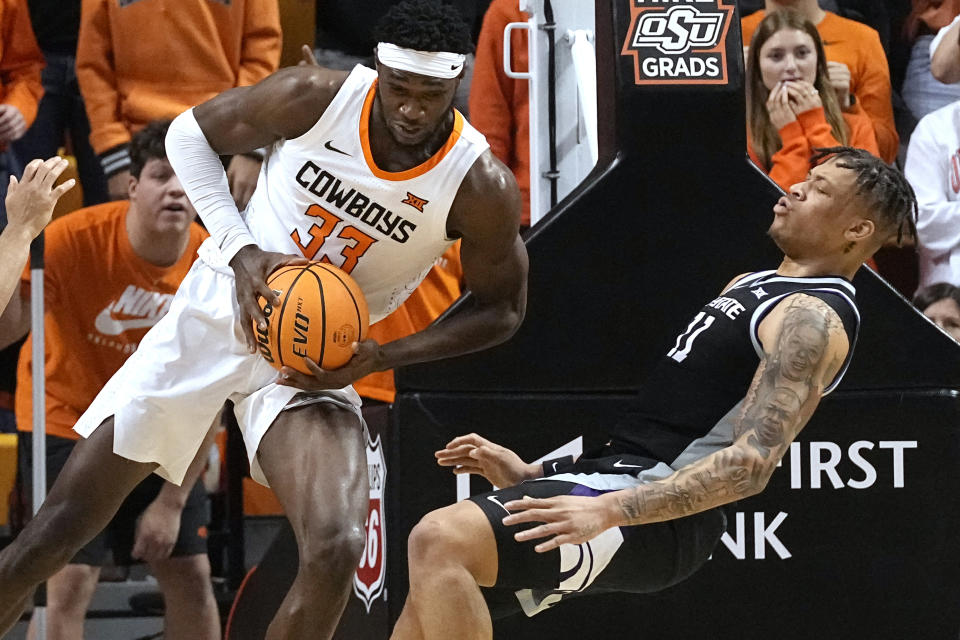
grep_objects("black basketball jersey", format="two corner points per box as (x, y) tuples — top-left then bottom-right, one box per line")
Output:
(608, 270), (860, 466)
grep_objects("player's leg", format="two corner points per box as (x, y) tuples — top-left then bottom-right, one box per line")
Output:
(150, 555), (220, 640)
(26, 564), (100, 640)
(254, 402), (368, 640)
(0, 419), (156, 635)
(391, 499), (499, 640)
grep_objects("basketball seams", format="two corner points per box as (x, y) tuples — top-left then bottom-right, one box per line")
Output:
(259, 262), (367, 373)
(315, 263), (364, 341)
(275, 268), (313, 368)
(305, 267), (328, 368)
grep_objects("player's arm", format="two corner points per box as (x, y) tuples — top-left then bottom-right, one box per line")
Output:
(165, 67), (347, 351)
(379, 151), (528, 367)
(0, 158), (74, 332)
(278, 151), (528, 390)
(0, 281), (29, 351)
(503, 293), (849, 552)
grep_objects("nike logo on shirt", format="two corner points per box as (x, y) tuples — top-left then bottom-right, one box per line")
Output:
(612, 460), (643, 469)
(94, 308), (164, 335)
(94, 285), (174, 336)
(324, 140), (351, 156)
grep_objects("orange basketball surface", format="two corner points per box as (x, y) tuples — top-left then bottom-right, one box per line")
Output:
(255, 263), (369, 374)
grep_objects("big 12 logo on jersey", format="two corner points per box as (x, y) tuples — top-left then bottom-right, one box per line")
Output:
(353, 432), (386, 613)
(621, 0), (734, 85)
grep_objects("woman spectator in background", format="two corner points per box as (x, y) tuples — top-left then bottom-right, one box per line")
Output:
(902, 0), (960, 121)
(913, 282), (960, 341)
(746, 9), (879, 191)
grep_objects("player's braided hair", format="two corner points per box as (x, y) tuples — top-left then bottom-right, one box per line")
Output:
(129, 119), (172, 179)
(810, 146), (918, 246)
(373, 0), (474, 55)
(913, 282), (960, 312)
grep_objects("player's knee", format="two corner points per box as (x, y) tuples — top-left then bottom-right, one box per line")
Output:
(299, 522), (367, 579)
(46, 566), (99, 618)
(155, 555), (214, 601)
(407, 510), (468, 569)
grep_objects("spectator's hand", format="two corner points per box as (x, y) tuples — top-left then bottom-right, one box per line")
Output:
(766, 82), (796, 130)
(227, 154), (261, 210)
(131, 495), (182, 562)
(826, 61), (851, 109)
(275, 339), (382, 390)
(783, 80), (822, 114)
(435, 433), (540, 488)
(299, 44), (319, 67)
(107, 169), (131, 200)
(228, 244), (308, 352)
(0, 105), (27, 144)
(5, 157), (75, 240)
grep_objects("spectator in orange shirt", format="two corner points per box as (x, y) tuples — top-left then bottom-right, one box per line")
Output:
(76, 0), (281, 205)
(746, 9), (880, 191)
(742, 0), (899, 163)
(13, 0), (110, 208)
(469, 0), (530, 227)
(902, 0), (960, 120)
(0, 121), (219, 640)
(0, 0), (44, 224)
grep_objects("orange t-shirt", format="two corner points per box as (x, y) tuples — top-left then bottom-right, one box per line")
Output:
(15, 201), (207, 440)
(747, 106), (880, 191)
(742, 11), (898, 163)
(352, 243), (462, 403)
(469, 0), (530, 225)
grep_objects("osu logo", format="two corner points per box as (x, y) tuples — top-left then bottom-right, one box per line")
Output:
(621, 0), (733, 85)
(353, 433), (387, 613)
(630, 5), (725, 54)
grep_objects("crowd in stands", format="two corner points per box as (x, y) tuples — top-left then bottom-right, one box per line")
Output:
(0, 0), (957, 634)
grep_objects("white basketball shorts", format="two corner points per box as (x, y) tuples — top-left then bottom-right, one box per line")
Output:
(73, 239), (363, 487)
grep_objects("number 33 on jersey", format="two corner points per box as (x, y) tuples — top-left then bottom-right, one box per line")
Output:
(241, 65), (489, 323)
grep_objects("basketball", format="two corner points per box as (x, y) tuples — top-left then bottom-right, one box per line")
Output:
(254, 263), (369, 374)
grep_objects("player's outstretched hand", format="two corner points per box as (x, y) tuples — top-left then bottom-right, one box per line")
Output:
(276, 338), (383, 390)
(4, 157), (75, 240)
(436, 433), (540, 488)
(229, 245), (308, 352)
(502, 494), (619, 553)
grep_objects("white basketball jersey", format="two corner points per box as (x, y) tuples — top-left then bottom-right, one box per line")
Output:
(241, 65), (489, 323)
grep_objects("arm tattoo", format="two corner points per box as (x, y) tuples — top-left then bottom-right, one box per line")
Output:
(617, 294), (845, 526)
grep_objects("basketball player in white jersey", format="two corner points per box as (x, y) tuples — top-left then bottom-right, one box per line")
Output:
(0, 2), (527, 638)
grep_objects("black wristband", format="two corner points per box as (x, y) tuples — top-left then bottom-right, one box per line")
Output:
(541, 455), (575, 477)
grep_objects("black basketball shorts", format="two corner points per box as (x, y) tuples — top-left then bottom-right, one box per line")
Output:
(469, 477), (727, 619)
(19, 432), (209, 566)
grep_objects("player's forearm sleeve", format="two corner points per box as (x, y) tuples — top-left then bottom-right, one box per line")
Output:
(167, 109), (256, 263)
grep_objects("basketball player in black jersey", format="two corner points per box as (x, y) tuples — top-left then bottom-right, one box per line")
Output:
(390, 147), (918, 639)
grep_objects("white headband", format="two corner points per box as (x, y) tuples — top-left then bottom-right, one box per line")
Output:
(376, 42), (465, 79)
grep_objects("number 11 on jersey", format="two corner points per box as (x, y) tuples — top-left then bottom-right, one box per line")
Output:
(668, 312), (715, 362)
